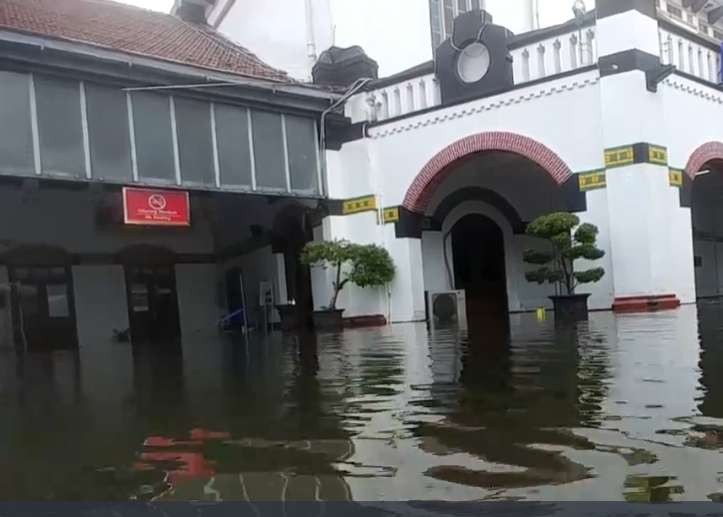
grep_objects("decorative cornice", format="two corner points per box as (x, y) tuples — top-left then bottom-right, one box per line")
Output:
(369, 77), (599, 140)
(662, 77), (723, 104)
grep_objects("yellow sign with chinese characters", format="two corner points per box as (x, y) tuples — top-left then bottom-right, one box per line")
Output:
(648, 145), (668, 166)
(669, 168), (683, 187)
(604, 146), (635, 168)
(578, 171), (607, 191)
(342, 195), (377, 215)
(383, 207), (400, 224)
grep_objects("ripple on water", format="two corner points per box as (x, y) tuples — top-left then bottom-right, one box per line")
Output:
(1, 304), (723, 500)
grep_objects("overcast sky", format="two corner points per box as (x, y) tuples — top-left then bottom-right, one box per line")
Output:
(117, 0), (588, 21)
(115, 0), (592, 75)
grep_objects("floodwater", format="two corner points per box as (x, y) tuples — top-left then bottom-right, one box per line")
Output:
(2, 302), (723, 502)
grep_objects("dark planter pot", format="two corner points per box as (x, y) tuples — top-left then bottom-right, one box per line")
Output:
(550, 294), (591, 322)
(312, 309), (345, 331)
(276, 305), (303, 332)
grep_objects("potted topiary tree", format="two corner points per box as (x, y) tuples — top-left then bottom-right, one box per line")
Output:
(523, 212), (605, 321)
(301, 239), (395, 330)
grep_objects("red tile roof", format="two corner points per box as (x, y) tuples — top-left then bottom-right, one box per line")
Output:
(0, 0), (290, 82)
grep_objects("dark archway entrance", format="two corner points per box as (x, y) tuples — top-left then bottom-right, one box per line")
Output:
(451, 214), (508, 318)
(119, 245), (181, 346)
(687, 143), (723, 299)
(3, 245), (78, 352)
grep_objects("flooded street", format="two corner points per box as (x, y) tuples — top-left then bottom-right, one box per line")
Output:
(2, 303), (723, 502)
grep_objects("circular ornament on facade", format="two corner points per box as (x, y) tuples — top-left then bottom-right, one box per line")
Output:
(456, 42), (491, 83)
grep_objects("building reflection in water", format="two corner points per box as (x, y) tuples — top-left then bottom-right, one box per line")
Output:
(698, 300), (723, 419)
(5, 302), (723, 501)
(415, 311), (610, 491)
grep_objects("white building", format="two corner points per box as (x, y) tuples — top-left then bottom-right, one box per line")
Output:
(304, 0), (723, 323)
(207, 0), (578, 79)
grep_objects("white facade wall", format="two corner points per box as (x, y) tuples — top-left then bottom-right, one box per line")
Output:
(366, 70), (603, 206)
(323, 70), (614, 321)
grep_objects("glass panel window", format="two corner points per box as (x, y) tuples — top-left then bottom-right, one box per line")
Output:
(430, 0), (444, 49)
(251, 110), (286, 190)
(35, 75), (84, 177)
(0, 71), (34, 176)
(215, 104), (253, 187)
(131, 92), (175, 182)
(85, 83), (132, 181)
(285, 116), (318, 194)
(443, 0), (455, 37)
(175, 97), (215, 185)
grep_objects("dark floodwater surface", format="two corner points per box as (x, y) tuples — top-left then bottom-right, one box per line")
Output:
(2, 303), (723, 502)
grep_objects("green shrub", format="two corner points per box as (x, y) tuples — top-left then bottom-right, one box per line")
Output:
(524, 212), (605, 295)
(301, 240), (395, 310)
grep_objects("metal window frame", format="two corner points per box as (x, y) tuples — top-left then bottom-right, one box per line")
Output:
(210, 102), (221, 188)
(246, 108), (257, 190)
(281, 113), (292, 192)
(28, 73), (41, 175)
(126, 92), (139, 182)
(169, 96), (182, 185)
(79, 81), (92, 179)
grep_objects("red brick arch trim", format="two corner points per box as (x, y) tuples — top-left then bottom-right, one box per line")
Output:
(402, 132), (573, 214)
(685, 142), (723, 179)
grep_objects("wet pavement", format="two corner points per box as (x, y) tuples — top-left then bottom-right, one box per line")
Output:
(2, 302), (723, 501)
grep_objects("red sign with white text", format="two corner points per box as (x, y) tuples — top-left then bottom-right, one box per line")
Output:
(123, 187), (190, 227)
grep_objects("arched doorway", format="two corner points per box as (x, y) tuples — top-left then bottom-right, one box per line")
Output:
(451, 214), (508, 316)
(687, 142), (723, 299)
(118, 245), (180, 345)
(410, 132), (577, 320)
(3, 245), (77, 351)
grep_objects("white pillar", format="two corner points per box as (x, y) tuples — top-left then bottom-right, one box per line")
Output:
(597, 0), (695, 310)
(384, 223), (426, 323)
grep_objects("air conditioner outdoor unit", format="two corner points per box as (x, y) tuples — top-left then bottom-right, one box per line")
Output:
(427, 290), (467, 329)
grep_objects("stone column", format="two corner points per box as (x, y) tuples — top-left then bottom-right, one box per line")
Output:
(597, 0), (695, 311)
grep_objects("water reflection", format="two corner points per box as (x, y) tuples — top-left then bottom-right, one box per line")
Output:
(2, 303), (723, 500)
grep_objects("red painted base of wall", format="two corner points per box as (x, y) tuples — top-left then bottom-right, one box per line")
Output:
(344, 315), (388, 328)
(612, 294), (681, 313)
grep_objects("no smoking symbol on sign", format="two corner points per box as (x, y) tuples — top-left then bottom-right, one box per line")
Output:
(148, 194), (167, 211)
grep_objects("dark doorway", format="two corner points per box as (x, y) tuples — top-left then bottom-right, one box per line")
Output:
(451, 214), (509, 318)
(125, 265), (181, 346)
(9, 265), (78, 352)
(273, 208), (314, 329)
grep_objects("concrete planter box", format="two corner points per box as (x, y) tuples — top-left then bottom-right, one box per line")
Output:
(312, 309), (345, 331)
(550, 294), (591, 322)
